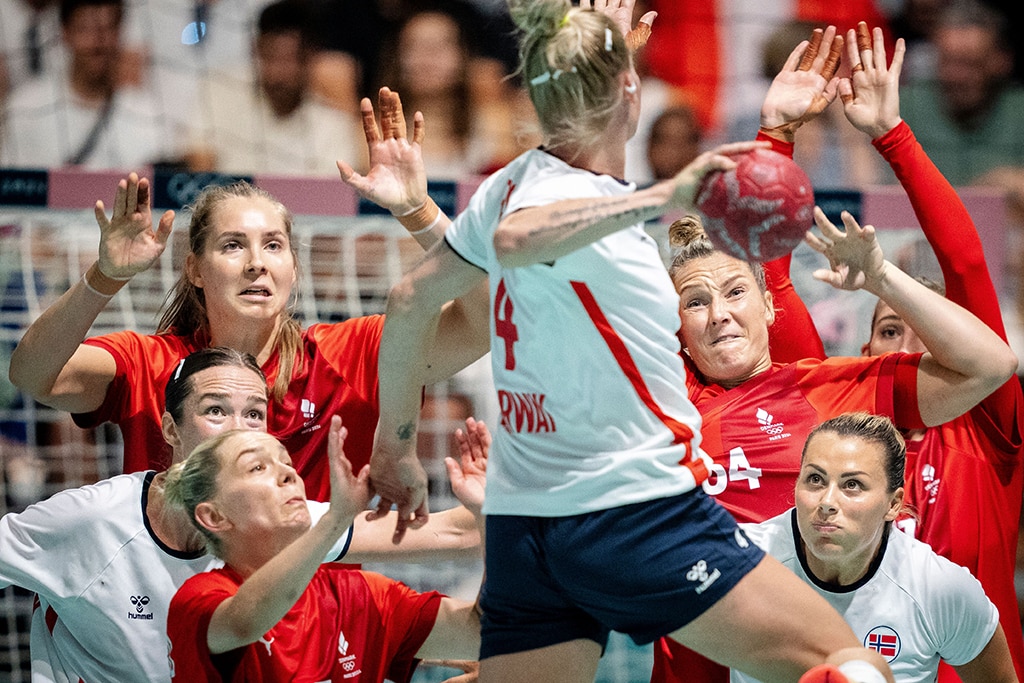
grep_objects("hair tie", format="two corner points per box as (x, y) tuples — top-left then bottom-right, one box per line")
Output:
(604, 27), (613, 52)
(172, 358), (187, 381)
(559, 13), (570, 28)
(529, 65), (578, 86)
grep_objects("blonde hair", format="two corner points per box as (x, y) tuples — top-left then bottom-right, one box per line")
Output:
(163, 430), (239, 557)
(668, 215), (767, 292)
(156, 182), (303, 402)
(509, 0), (632, 155)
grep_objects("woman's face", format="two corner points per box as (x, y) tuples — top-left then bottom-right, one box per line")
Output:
(208, 431), (311, 538)
(673, 252), (774, 387)
(795, 431), (902, 582)
(187, 196), (297, 332)
(399, 12), (465, 97)
(165, 365), (269, 461)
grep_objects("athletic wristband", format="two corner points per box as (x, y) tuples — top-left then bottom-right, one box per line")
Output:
(407, 210), (444, 236)
(838, 660), (887, 683)
(83, 262), (130, 298)
(758, 124), (796, 144)
(394, 197), (440, 234)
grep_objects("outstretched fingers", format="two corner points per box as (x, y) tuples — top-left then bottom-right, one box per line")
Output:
(411, 110), (425, 146)
(821, 31), (843, 81)
(379, 87), (407, 139)
(796, 28), (823, 71)
(358, 97), (381, 144)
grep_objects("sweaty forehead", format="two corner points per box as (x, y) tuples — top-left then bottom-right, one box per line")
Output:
(224, 430), (283, 459)
(188, 366), (267, 401)
(211, 196), (286, 231)
(804, 432), (884, 472)
(675, 254), (755, 289)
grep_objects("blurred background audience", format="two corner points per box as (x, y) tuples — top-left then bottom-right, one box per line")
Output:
(0, 0), (171, 169)
(182, 0), (363, 176)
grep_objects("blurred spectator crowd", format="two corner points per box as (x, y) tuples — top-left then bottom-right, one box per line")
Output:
(1, 0), (1021, 190)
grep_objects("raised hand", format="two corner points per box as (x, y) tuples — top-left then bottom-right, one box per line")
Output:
(760, 25), (843, 142)
(838, 22), (905, 140)
(448, 417), (490, 516)
(367, 429), (430, 544)
(326, 415), (372, 524)
(93, 172), (174, 280)
(337, 87), (428, 217)
(805, 207), (888, 291)
(581, 0), (657, 51)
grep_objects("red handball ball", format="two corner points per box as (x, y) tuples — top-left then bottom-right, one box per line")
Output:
(695, 149), (814, 262)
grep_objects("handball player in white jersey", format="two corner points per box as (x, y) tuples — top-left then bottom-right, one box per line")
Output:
(737, 413), (1016, 683)
(367, 1), (894, 682)
(0, 347), (485, 683)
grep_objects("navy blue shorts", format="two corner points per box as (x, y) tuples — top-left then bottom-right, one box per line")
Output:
(479, 489), (764, 659)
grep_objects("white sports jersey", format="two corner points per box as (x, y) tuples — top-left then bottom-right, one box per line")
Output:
(0, 471), (350, 683)
(734, 511), (998, 683)
(445, 149), (708, 517)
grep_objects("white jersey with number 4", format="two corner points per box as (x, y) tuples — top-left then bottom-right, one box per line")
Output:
(734, 510), (998, 683)
(445, 148), (709, 517)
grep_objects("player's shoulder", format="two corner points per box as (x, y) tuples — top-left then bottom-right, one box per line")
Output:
(742, 510), (798, 562)
(9, 472), (148, 535)
(882, 527), (981, 596)
(87, 329), (195, 359)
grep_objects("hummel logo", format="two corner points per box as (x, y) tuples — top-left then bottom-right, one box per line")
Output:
(127, 595), (153, 620)
(301, 399), (316, 420)
(686, 560), (722, 595)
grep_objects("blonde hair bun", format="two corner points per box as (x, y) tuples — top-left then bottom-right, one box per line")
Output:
(668, 215), (707, 248)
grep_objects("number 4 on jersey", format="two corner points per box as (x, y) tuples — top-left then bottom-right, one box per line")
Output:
(494, 279), (518, 370)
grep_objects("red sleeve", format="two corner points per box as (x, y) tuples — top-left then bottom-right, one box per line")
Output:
(361, 571), (444, 683)
(874, 122), (1023, 459)
(764, 254), (826, 363)
(168, 571), (241, 682)
(75, 331), (195, 471)
(310, 315), (383, 407)
(755, 130), (794, 158)
(753, 131), (825, 362)
(798, 353), (925, 430)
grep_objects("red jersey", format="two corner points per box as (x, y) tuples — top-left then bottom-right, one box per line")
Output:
(655, 131), (920, 683)
(876, 122), (1024, 682)
(688, 354), (923, 523)
(656, 123), (1024, 683)
(73, 317), (382, 500)
(167, 565), (442, 683)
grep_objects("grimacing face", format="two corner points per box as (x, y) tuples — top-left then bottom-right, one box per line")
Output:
(673, 252), (775, 388)
(203, 431), (311, 540)
(795, 431), (903, 583)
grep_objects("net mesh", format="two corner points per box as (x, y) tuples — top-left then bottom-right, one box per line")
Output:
(0, 201), (533, 681)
